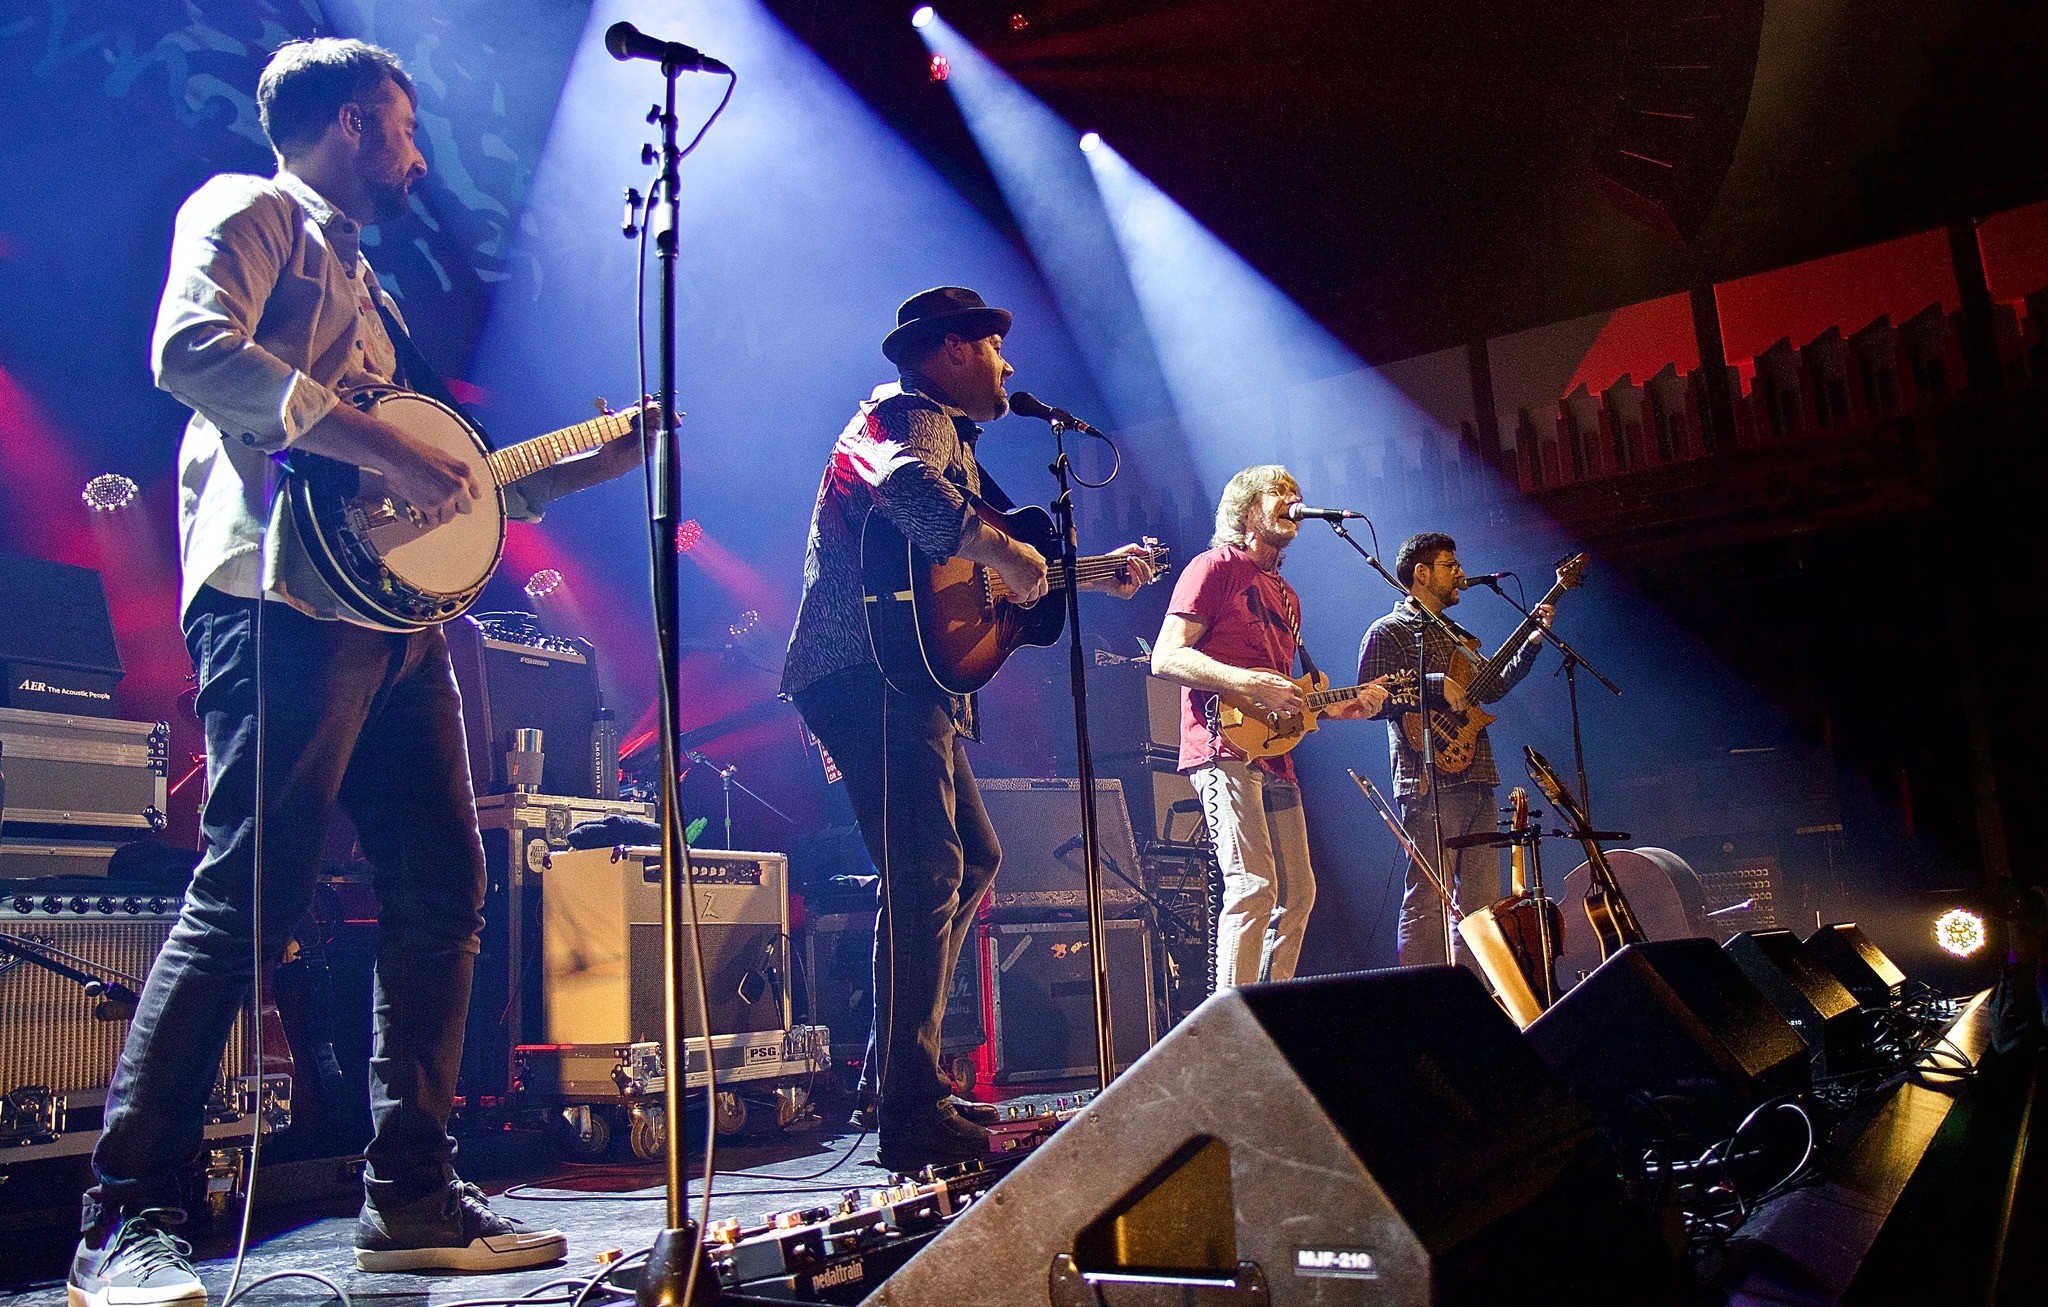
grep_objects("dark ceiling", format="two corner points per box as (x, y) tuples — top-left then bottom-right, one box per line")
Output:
(765, 0), (2048, 363)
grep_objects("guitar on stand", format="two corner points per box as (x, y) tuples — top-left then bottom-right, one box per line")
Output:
(1399, 553), (1588, 773)
(1452, 787), (1566, 1026)
(1525, 746), (1644, 963)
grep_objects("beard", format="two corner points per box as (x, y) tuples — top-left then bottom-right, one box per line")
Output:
(364, 174), (413, 225)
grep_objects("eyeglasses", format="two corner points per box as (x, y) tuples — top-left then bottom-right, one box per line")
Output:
(1417, 557), (1463, 572)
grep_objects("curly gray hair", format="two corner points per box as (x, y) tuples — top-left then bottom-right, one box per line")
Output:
(1211, 464), (1298, 549)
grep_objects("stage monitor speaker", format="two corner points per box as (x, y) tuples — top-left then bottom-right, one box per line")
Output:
(1803, 922), (1906, 1008)
(1724, 929), (1868, 1078)
(1526, 938), (1808, 1142)
(977, 779), (1143, 914)
(874, 967), (1665, 1306)
(1589, 0), (1768, 243)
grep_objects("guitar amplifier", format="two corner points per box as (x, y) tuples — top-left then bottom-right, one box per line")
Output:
(976, 779), (1144, 915)
(0, 553), (124, 717)
(447, 614), (612, 801)
(0, 888), (263, 1157)
(987, 917), (1156, 1083)
(804, 910), (986, 1072)
(538, 847), (791, 1046)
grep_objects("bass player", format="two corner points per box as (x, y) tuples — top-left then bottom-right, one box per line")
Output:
(1357, 532), (1552, 970)
(1150, 466), (1387, 991)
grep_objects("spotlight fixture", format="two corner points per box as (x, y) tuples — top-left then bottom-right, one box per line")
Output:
(523, 569), (564, 600)
(1932, 907), (1987, 959)
(675, 519), (704, 554)
(929, 53), (950, 82)
(81, 473), (140, 512)
(727, 609), (761, 640)
(1010, 13), (1029, 32)
(1078, 131), (1102, 154)
(911, 5), (935, 28)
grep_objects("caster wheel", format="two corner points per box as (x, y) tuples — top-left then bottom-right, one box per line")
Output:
(713, 1090), (748, 1136)
(629, 1102), (666, 1161)
(543, 1104), (612, 1159)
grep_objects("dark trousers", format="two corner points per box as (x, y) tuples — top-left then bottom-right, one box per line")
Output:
(794, 669), (998, 1133)
(86, 588), (486, 1225)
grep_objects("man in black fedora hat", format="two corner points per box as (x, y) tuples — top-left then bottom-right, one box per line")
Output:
(783, 286), (1154, 1172)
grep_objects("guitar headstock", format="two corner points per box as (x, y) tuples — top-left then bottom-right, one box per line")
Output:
(1141, 535), (1171, 580)
(1556, 552), (1590, 590)
(1523, 746), (1586, 829)
(1379, 667), (1420, 708)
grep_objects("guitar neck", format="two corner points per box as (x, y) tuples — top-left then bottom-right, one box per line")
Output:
(1467, 573), (1571, 691)
(484, 411), (635, 486)
(988, 552), (1141, 600)
(1304, 684), (1365, 710)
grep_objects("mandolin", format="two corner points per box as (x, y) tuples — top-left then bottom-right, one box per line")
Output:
(1399, 553), (1588, 773)
(1525, 746), (1644, 962)
(1216, 669), (1417, 760)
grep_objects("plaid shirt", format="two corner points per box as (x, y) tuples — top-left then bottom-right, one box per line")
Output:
(1357, 597), (1541, 796)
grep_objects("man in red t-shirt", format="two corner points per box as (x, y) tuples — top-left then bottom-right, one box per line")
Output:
(1150, 465), (1386, 988)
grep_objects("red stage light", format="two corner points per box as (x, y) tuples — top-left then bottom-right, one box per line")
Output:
(929, 54), (950, 82)
(523, 568), (564, 599)
(676, 519), (704, 553)
(1010, 13), (1028, 31)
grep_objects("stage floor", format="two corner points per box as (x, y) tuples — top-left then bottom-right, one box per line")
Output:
(0, 1111), (934, 1307)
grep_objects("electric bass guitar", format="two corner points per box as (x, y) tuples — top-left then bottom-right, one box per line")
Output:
(1399, 553), (1588, 773)
(1216, 669), (1417, 760)
(290, 391), (648, 630)
(1525, 745), (1644, 962)
(861, 500), (1169, 696)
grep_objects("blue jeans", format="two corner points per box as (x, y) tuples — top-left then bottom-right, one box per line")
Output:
(1396, 782), (1502, 969)
(86, 587), (486, 1226)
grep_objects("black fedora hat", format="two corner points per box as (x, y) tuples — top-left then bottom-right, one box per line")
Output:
(882, 286), (1013, 366)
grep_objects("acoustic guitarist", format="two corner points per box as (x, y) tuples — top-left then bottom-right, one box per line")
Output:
(1357, 533), (1552, 970)
(76, 40), (644, 1307)
(781, 286), (1154, 1172)
(1150, 467), (1387, 992)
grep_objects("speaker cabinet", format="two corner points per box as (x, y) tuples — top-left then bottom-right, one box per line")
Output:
(976, 779), (1143, 914)
(446, 615), (609, 800)
(1527, 938), (1808, 1140)
(987, 918), (1155, 1083)
(1803, 923), (1906, 1008)
(1724, 929), (1868, 1078)
(876, 967), (1663, 1306)
(804, 909), (986, 1071)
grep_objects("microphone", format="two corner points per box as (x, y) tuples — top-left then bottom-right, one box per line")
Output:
(1457, 572), (1512, 590)
(604, 21), (732, 73)
(1007, 391), (1100, 435)
(1283, 504), (1362, 523)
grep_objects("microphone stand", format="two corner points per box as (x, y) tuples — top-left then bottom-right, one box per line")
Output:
(0, 934), (141, 1019)
(1471, 581), (1620, 822)
(688, 749), (798, 849)
(1323, 520), (1470, 966)
(632, 53), (715, 1307)
(1045, 414), (1116, 1091)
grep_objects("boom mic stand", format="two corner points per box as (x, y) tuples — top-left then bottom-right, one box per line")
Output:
(1469, 579), (1620, 822)
(1319, 518), (1472, 965)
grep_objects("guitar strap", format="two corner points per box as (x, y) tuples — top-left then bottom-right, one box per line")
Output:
(373, 296), (497, 451)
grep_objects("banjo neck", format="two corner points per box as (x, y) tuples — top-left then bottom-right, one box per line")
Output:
(484, 408), (640, 486)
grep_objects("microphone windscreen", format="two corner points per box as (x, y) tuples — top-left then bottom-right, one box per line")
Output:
(604, 21), (641, 60)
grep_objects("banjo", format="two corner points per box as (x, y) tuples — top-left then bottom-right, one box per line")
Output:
(288, 390), (644, 631)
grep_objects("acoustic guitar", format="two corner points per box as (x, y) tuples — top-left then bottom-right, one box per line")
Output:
(861, 500), (1169, 696)
(1525, 745), (1644, 962)
(1399, 553), (1588, 773)
(1215, 669), (1417, 760)
(1455, 786), (1566, 1026)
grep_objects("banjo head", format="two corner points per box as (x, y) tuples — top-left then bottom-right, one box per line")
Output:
(354, 392), (505, 598)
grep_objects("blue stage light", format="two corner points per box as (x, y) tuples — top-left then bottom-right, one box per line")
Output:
(1078, 131), (1101, 153)
(911, 6), (936, 29)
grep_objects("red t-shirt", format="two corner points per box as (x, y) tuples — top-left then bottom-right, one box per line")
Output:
(1167, 545), (1303, 781)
